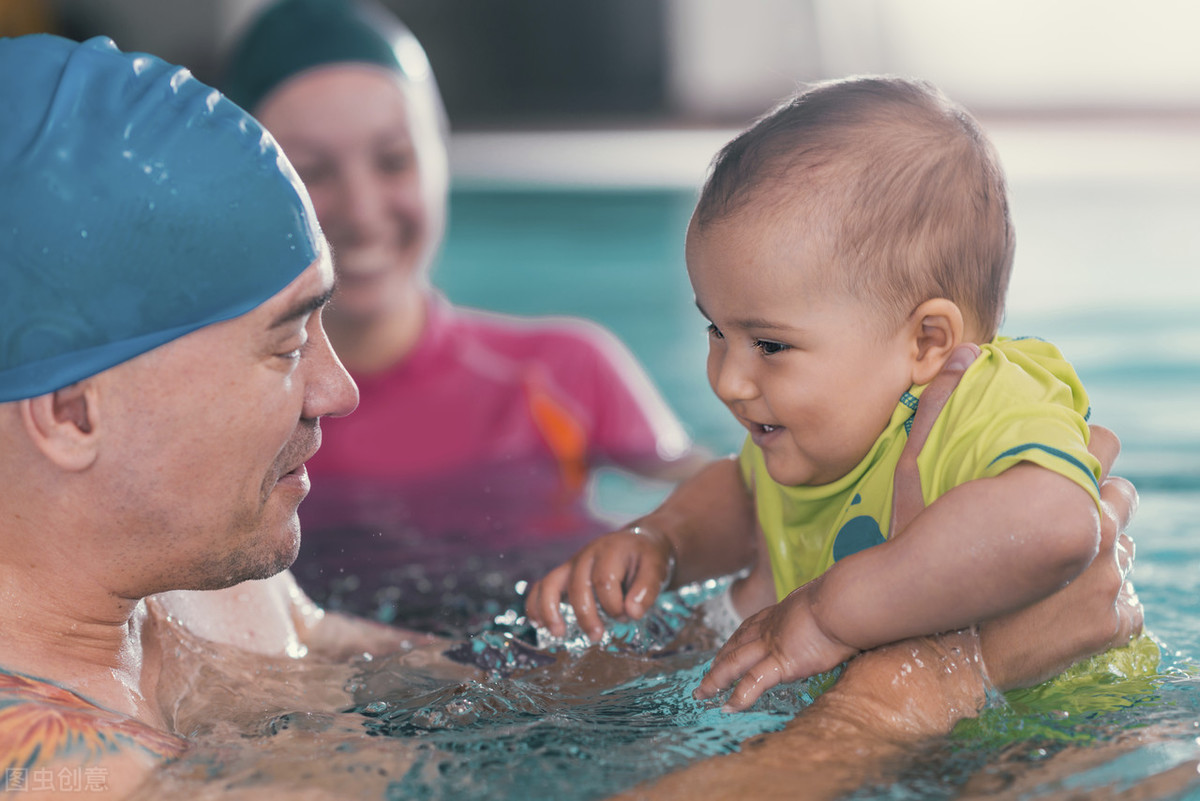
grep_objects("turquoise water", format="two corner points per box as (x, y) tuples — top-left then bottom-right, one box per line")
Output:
(356, 580), (819, 801)
(427, 177), (1200, 799)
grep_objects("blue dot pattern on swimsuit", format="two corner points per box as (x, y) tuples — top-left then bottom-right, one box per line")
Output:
(0, 34), (321, 402)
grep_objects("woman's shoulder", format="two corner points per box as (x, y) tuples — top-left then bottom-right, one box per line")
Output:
(449, 304), (622, 362)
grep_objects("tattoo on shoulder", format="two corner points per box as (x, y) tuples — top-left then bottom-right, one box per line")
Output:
(0, 672), (186, 788)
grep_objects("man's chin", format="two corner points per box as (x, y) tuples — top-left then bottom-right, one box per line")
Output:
(194, 525), (301, 591)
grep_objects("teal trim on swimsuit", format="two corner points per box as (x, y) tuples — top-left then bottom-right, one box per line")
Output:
(988, 443), (1101, 493)
(900, 391), (918, 435)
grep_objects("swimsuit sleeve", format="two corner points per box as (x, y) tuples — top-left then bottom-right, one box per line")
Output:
(922, 340), (1102, 511)
(536, 320), (693, 473)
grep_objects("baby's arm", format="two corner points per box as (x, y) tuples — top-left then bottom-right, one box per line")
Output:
(697, 461), (1100, 710)
(525, 456), (757, 641)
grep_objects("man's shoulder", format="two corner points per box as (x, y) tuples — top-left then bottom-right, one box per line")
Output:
(0, 671), (185, 794)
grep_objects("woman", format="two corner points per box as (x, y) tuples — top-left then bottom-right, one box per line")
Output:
(222, 0), (703, 622)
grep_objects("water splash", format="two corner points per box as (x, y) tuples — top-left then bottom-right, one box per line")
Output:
(346, 579), (820, 801)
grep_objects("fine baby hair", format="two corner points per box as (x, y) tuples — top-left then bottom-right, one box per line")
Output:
(695, 75), (1015, 341)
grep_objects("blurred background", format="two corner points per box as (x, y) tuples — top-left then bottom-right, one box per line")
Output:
(3, 0), (1198, 486)
(9, 0), (1200, 125)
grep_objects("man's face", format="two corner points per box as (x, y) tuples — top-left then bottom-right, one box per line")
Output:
(98, 250), (358, 593)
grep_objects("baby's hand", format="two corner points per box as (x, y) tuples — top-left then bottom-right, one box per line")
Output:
(524, 526), (675, 642)
(694, 580), (857, 711)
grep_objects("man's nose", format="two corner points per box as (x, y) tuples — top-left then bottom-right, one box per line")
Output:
(303, 323), (359, 420)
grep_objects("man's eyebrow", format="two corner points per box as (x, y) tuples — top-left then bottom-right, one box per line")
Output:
(270, 286), (336, 329)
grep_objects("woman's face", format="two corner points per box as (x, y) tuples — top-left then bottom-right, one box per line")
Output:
(255, 65), (449, 325)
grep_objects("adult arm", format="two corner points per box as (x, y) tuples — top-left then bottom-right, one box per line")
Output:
(156, 572), (438, 661)
(277, 572), (441, 661)
(617, 631), (988, 801)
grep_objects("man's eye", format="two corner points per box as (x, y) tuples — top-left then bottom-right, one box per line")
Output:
(278, 336), (308, 361)
(706, 323), (724, 340)
(753, 339), (789, 355)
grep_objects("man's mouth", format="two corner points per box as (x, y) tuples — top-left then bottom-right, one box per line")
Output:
(277, 430), (321, 481)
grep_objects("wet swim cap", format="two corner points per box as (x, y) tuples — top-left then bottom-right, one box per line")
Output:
(223, 0), (442, 124)
(0, 34), (322, 402)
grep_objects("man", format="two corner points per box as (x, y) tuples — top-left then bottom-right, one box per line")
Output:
(0, 33), (433, 797)
(0, 33), (1141, 800)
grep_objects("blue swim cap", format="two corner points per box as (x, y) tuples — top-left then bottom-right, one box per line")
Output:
(0, 35), (322, 402)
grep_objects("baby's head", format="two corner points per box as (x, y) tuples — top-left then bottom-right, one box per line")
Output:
(692, 76), (1014, 342)
(687, 77), (1015, 486)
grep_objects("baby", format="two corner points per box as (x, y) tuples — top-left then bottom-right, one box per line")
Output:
(528, 76), (1104, 710)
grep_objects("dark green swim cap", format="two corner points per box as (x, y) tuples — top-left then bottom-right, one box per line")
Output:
(0, 34), (322, 402)
(223, 0), (441, 120)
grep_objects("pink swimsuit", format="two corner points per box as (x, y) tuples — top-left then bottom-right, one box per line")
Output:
(295, 294), (691, 614)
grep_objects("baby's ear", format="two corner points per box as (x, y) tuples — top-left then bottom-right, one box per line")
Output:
(909, 298), (965, 385)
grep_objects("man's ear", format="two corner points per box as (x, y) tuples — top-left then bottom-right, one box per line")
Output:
(20, 380), (101, 471)
(909, 298), (965, 386)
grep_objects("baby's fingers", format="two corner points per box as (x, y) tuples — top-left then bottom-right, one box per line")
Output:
(722, 655), (786, 712)
(567, 552), (607, 642)
(591, 547), (642, 622)
(621, 564), (665, 621)
(694, 634), (766, 701)
(526, 565), (571, 637)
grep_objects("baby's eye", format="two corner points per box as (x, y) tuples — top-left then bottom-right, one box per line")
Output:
(753, 339), (789, 355)
(706, 323), (724, 340)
